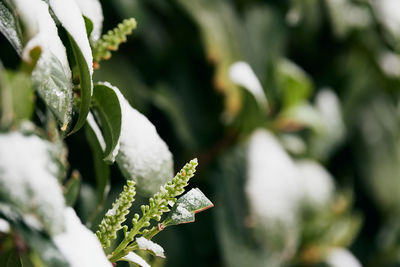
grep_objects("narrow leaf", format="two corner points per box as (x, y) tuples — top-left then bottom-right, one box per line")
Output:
(85, 114), (110, 206)
(68, 35), (93, 134)
(92, 83), (122, 163)
(163, 188), (213, 226)
(63, 171), (81, 207)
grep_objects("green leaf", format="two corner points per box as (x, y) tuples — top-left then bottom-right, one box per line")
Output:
(83, 15), (94, 39)
(92, 83), (122, 162)
(0, 70), (34, 128)
(68, 35), (93, 134)
(85, 115), (110, 206)
(63, 171), (81, 207)
(163, 188), (213, 226)
(0, 2), (23, 55)
(276, 59), (313, 108)
(32, 52), (74, 132)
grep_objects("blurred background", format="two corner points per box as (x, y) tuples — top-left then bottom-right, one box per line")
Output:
(3, 0), (400, 266)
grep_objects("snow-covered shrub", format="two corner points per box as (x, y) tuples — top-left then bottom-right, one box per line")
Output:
(0, 0), (212, 266)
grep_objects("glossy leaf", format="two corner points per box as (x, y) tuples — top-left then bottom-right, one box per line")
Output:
(68, 35), (93, 134)
(92, 83), (122, 162)
(32, 52), (73, 131)
(163, 188), (213, 226)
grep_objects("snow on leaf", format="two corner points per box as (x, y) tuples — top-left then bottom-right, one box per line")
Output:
(0, 132), (66, 235)
(93, 82), (174, 196)
(92, 83), (122, 163)
(229, 61), (269, 111)
(48, 0), (93, 77)
(121, 252), (150, 267)
(49, 0), (93, 134)
(136, 237), (165, 258)
(12, 0), (73, 130)
(53, 208), (112, 267)
(0, 218), (10, 233)
(0, 2), (22, 55)
(295, 160), (335, 209)
(75, 0), (103, 43)
(164, 188), (213, 226)
(245, 129), (303, 225)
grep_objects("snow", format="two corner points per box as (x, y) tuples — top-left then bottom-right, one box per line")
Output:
(87, 112), (106, 150)
(325, 248), (362, 267)
(372, 0), (400, 39)
(12, 0), (71, 80)
(0, 218), (10, 233)
(379, 51), (400, 78)
(136, 237), (165, 258)
(245, 129), (302, 225)
(75, 0), (103, 43)
(49, 0), (93, 79)
(0, 132), (66, 235)
(122, 252), (150, 267)
(95, 82), (174, 196)
(229, 61), (269, 110)
(296, 160), (335, 208)
(54, 208), (112, 267)
(172, 205), (192, 221)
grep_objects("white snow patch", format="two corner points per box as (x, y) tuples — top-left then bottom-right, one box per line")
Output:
(122, 252), (150, 267)
(379, 51), (400, 77)
(296, 160), (335, 208)
(12, 0), (71, 80)
(325, 248), (362, 267)
(75, 0), (103, 42)
(0, 218), (10, 233)
(49, 0), (93, 79)
(54, 208), (112, 267)
(136, 237), (165, 258)
(245, 129), (302, 225)
(97, 82), (174, 196)
(172, 205), (192, 221)
(0, 132), (66, 235)
(372, 0), (400, 39)
(229, 61), (269, 110)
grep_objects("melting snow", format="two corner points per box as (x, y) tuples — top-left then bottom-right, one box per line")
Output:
(0, 132), (66, 235)
(75, 0), (103, 43)
(54, 208), (112, 267)
(87, 112), (106, 150)
(136, 237), (165, 258)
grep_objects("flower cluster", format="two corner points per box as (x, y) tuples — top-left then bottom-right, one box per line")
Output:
(96, 180), (136, 248)
(92, 18), (137, 65)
